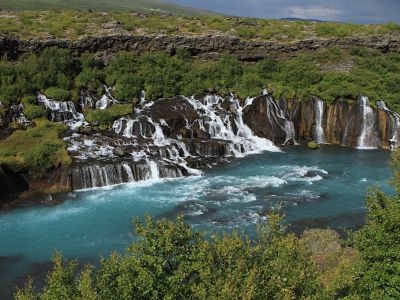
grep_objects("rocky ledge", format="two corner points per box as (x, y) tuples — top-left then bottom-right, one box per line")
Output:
(1, 91), (399, 203)
(1, 33), (400, 62)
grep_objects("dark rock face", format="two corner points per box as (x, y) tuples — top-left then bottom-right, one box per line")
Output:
(325, 99), (351, 145)
(3, 92), (400, 197)
(243, 95), (293, 144)
(280, 95), (398, 149)
(1, 33), (400, 62)
(0, 166), (29, 204)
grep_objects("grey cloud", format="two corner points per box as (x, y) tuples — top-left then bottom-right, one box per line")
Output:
(169, 0), (400, 23)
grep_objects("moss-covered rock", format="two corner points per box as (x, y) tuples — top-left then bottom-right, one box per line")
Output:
(308, 141), (320, 149)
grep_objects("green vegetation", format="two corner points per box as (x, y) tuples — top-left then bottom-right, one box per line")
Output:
(15, 213), (323, 299)
(0, 0), (216, 16)
(0, 118), (71, 177)
(0, 10), (398, 41)
(2, 46), (400, 111)
(85, 104), (133, 130)
(21, 95), (49, 120)
(14, 149), (400, 298)
(308, 141), (319, 149)
(103, 47), (400, 110)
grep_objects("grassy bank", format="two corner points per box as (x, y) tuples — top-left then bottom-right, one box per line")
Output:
(0, 118), (71, 177)
(0, 10), (398, 41)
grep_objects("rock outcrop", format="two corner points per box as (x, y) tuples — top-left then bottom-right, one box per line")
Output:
(3, 91), (400, 198)
(1, 33), (400, 62)
(0, 165), (29, 204)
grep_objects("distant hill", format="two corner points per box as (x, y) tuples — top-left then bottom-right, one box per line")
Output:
(279, 17), (326, 23)
(0, 0), (217, 16)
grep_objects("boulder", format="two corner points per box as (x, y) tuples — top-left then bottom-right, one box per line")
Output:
(307, 141), (319, 149)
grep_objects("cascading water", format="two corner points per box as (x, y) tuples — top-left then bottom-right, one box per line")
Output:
(93, 94), (281, 190)
(148, 160), (160, 180)
(265, 95), (296, 144)
(375, 100), (400, 151)
(186, 94), (280, 155)
(389, 114), (400, 150)
(96, 86), (118, 109)
(357, 96), (378, 149)
(10, 103), (31, 124)
(314, 97), (327, 144)
(122, 162), (135, 182)
(38, 93), (85, 129)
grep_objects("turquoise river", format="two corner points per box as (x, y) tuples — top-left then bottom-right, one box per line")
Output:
(0, 145), (393, 297)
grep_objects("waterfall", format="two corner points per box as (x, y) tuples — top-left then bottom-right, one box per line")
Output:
(69, 94), (286, 191)
(71, 159), (188, 190)
(37, 93), (85, 130)
(147, 117), (166, 146)
(96, 85), (118, 109)
(122, 163), (135, 182)
(148, 160), (160, 180)
(186, 95), (280, 155)
(357, 96), (378, 149)
(284, 121), (296, 144)
(140, 90), (146, 103)
(376, 100), (388, 111)
(314, 97), (327, 144)
(262, 95), (296, 144)
(390, 114), (400, 150)
(79, 91), (96, 110)
(10, 104), (31, 124)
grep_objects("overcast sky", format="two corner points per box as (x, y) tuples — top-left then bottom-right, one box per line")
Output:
(169, 0), (400, 23)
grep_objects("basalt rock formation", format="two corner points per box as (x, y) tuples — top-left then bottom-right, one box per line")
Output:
(2, 90), (400, 198)
(293, 95), (400, 150)
(0, 165), (29, 204)
(1, 33), (400, 62)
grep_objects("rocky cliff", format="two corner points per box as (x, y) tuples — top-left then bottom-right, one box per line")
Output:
(0, 165), (29, 204)
(2, 91), (399, 199)
(1, 33), (400, 61)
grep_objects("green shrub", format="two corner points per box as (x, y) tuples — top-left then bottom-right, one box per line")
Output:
(0, 119), (70, 177)
(24, 103), (48, 119)
(15, 213), (322, 299)
(21, 95), (37, 105)
(9, 122), (26, 130)
(45, 87), (71, 101)
(85, 104), (133, 129)
(75, 53), (105, 93)
(18, 47), (77, 92)
(24, 140), (63, 178)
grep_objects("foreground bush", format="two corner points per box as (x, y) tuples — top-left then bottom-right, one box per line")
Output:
(15, 213), (322, 299)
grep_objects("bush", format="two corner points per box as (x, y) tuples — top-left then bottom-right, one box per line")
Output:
(24, 141), (63, 178)
(75, 53), (105, 93)
(23, 103), (48, 120)
(15, 213), (322, 299)
(0, 119), (70, 177)
(18, 47), (77, 92)
(45, 87), (71, 101)
(85, 104), (133, 129)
